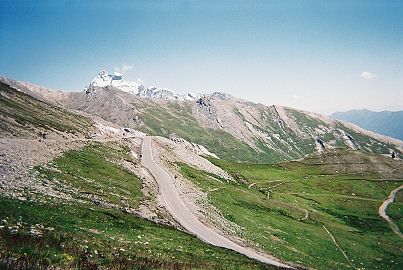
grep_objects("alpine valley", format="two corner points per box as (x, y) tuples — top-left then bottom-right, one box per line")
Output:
(0, 71), (402, 270)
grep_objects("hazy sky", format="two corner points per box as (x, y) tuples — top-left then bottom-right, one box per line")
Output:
(1, 0), (402, 115)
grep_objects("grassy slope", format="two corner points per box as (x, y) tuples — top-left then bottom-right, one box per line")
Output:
(0, 143), (274, 270)
(139, 104), (325, 163)
(0, 198), (273, 270)
(282, 108), (401, 158)
(0, 82), (92, 137)
(139, 105), (281, 163)
(336, 123), (401, 158)
(138, 102), (401, 164)
(34, 142), (143, 208)
(179, 152), (403, 270)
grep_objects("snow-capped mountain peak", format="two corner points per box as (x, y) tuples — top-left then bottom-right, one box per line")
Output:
(86, 70), (224, 101)
(90, 70), (112, 87)
(87, 70), (144, 95)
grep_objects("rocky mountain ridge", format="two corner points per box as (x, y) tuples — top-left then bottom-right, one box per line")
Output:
(1, 75), (402, 163)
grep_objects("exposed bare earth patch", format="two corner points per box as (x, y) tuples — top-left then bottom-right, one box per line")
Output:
(0, 136), (85, 201)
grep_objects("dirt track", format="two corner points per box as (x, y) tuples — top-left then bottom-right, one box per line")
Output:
(379, 185), (403, 238)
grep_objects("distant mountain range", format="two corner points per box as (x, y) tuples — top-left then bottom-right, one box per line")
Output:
(331, 109), (403, 141)
(88, 70), (201, 101)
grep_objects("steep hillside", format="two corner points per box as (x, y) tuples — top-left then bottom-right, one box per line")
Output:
(0, 76), (70, 105)
(58, 85), (403, 163)
(0, 82), (93, 138)
(331, 109), (403, 141)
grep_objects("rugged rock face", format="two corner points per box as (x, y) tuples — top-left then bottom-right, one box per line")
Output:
(67, 86), (143, 130)
(316, 138), (325, 151)
(195, 96), (219, 127)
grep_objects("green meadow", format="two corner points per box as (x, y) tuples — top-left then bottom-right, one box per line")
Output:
(179, 151), (403, 269)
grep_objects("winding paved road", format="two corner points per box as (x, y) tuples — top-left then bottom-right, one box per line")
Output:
(141, 136), (290, 268)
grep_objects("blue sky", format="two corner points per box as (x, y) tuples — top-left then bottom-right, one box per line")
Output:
(1, 0), (402, 114)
